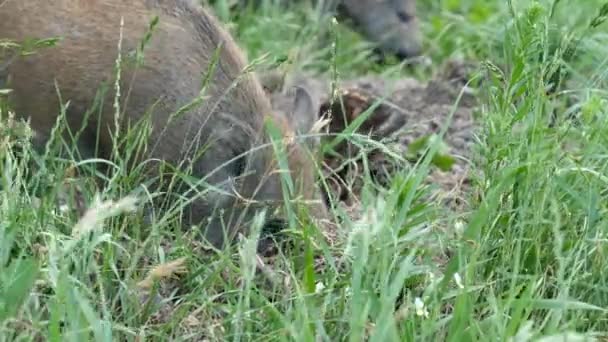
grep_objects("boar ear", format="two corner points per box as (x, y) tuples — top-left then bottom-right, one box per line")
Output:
(291, 85), (317, 135)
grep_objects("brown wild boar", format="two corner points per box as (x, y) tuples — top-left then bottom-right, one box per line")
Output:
(219, 0), (422, 59)
(338, 0), (422, 59)
(0, 0), (328, 248)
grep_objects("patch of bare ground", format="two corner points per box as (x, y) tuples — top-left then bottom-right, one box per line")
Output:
(267, 59), (480, 244)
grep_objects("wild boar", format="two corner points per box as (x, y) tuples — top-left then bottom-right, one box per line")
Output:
(216, 0), (422, 59)
(338, 0), (422, 59)
(0, 0), (328, 248)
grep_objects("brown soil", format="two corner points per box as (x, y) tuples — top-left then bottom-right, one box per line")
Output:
(266, 59), (480, 228)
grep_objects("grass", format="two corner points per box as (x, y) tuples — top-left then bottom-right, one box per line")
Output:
(2, 0), (608, 340)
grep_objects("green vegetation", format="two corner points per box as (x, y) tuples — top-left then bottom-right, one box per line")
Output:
(2, 0), (608, 340)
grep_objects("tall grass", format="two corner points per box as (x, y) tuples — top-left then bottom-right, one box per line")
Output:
(1, 0), (608, 340)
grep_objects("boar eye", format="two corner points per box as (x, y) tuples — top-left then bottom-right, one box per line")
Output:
(397, 11), (413, 22)
(232, 154), (247, 177)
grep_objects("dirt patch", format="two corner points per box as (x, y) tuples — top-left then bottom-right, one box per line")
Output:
(266, 59), (480, 227)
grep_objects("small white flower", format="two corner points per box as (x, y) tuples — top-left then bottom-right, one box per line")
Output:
(315, 281), (326, 293)
(414, 297), (429, 318)
(454, 220), (465, 235)
(453, 272), (464, 289)
(59, 204), (70, 214)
